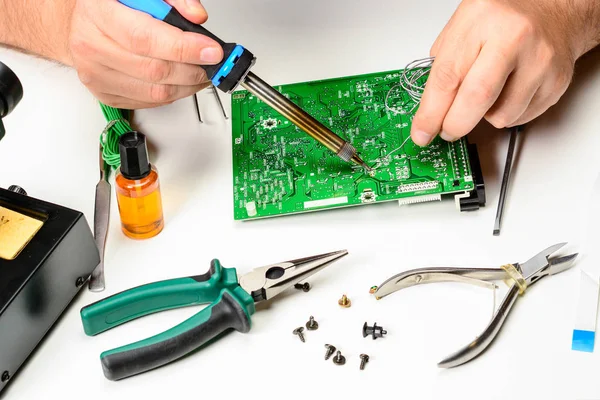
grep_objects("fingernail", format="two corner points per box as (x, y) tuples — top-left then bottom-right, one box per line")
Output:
(440, 131), (456, 142)
(412, 129), (434, 146)
(200, 47), (222, 64)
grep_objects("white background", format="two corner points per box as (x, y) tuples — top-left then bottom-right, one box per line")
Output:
(1, 0), (600, 399)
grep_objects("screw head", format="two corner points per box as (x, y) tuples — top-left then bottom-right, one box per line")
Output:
(362, 322), (369, 337)
(7, 185), (26, 196)
(293, 327), (305, 342)
(293, 327), (304, 335)
(306, 316), (319, 330)
(1, 371), (9, 382)
(360, 354), (369, 362)
(338, 294), (351, 308)
(75, 276), (86, 287)
(294, 282), (311, 292)
(333, 351), (346, 365)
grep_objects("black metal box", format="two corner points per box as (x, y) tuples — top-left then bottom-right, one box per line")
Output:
(0, 188), (99, 393)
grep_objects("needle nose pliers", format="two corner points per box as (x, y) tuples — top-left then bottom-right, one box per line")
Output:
(373, 243), (577, 368)
(81, 250), (348, 380)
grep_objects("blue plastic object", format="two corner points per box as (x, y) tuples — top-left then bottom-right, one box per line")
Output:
(572, 329), (595, 353)
(211, 45), (245, 86)
(118, 0), (172, 21)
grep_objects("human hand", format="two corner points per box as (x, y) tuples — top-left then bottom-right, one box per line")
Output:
(67, 0), (222, 109)
(410, 0), (600, 146)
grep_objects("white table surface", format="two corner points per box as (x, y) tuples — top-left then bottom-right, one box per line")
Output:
(1, 0), (600, 399)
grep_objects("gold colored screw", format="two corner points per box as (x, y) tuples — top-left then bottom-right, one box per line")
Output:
(338, 294), (351, 308)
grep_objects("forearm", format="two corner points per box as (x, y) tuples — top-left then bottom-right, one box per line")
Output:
(578, 0), (600, 55)
(0, 0), (74, 65)
(564, 0), (600, 58)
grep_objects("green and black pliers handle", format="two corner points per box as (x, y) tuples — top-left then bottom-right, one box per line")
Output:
(81, 260), (254, 380)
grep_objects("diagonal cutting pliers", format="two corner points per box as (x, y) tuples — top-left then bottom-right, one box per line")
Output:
(81, 250), (348, 380)
(372, 243), (577, 368)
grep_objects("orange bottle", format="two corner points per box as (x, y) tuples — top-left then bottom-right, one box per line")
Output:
(115, 131), (164, 239)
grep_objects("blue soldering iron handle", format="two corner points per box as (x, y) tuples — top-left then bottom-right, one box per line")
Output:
(118, 0), (254, 92)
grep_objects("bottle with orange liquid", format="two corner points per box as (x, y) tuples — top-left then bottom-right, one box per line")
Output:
(115, 131), (164, 239)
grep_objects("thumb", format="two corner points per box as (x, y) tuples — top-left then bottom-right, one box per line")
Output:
(165, 0), (208, 24)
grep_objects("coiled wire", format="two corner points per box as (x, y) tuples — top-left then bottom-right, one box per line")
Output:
(99, 104), (133, 168)
(385, 56), (434, 115)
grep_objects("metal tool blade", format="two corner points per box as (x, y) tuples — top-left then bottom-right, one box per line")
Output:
(493, 125), (524, 235)
(238, 250), (348, 302)
(519, 242), (567, 279)
(549, 253), (579, 275)
(89, 148), (111, 292)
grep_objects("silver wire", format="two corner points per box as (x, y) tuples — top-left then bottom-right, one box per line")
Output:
(385, 56), (435, 115)
(375, 56), (435, 170)
(370, 135), (412, 171)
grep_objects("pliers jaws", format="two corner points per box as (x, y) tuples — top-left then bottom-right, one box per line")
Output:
(239, 250), (348, 302)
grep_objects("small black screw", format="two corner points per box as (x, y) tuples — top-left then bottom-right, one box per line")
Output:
(333, 351), (346, 365)
(362, 322), (387, 340)
(1, 371), (9, 383)
(75, 277), (86, 287)
(324, 344), (336, 360)
(293, 327), (305, 343)
(294, 282), (311, 292)
(306, 316), (319, 330)
(359, 354), (370, 370)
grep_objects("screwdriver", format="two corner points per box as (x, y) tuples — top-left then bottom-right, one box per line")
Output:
(118, 0), (371, 171)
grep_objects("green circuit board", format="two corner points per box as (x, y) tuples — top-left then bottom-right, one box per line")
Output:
(231, 69), (475, 220)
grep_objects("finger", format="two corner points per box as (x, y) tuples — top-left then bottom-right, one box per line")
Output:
(98, 1), (223, 65)
(441, 42), (516, 141)
(484, 65), (541, 129)
(73, 34), (208, 86)
(410, 37), (482, 146)
(81, 63), (209, 104)
(165, 0), (208, 24)
(430, 27), (447, 57)
(430, 16), (454, 57)
(510, 75), (568, 126)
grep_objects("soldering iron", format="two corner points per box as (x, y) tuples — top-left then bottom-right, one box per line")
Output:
(118, 0), (371, 170)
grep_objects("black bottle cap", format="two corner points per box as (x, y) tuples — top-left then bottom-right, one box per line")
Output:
(0, 61), (24, 118)
(119, 131), (151, 180)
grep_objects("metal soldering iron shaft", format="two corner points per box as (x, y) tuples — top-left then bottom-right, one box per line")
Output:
(240, 72), (370, 170)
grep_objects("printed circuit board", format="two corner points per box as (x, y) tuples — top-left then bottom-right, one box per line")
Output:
(231, 69), (477, 220)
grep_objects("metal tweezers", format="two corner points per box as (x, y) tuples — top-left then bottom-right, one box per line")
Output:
(373, 243), (578, 368)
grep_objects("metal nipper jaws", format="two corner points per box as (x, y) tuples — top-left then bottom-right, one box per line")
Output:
(238, 250), (348, 303)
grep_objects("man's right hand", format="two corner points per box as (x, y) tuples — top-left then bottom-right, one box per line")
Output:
(67, 0), (223, 109)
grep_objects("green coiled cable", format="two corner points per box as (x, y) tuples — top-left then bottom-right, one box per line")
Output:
(99, 103), (133, 168)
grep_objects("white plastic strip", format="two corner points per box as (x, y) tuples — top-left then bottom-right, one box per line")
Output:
(304, 196), (348, 209)
(572, 175), (600, 352)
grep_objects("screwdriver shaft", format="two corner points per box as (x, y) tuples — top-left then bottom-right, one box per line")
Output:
(241, 72), (370, 170)
(493, 125), (524, 236)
